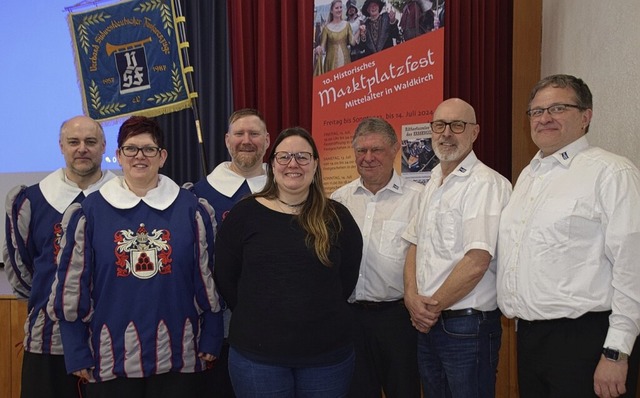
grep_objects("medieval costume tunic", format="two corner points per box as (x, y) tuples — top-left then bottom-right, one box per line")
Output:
(48, 176), (222, 382)
(4, 169), (115, 355)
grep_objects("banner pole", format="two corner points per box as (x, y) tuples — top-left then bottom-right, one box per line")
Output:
(174, 0), (209, 177)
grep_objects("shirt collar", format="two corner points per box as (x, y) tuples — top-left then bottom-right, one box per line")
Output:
(206, 161), (268, 197)
(530, 136), (590, 170)
(450, 150), (478, 177)
(355, 170), (404, 195)
(40, 169), (116, 213)
(100, 175), (180, 210)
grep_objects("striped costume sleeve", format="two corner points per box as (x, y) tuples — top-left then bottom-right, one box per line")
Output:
(193, 198), (223, 356)
(3, 185), (32, 299)
(47, 203), (95, 373)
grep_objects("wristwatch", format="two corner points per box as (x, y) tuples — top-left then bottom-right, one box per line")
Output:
(603, 347), (629, 362)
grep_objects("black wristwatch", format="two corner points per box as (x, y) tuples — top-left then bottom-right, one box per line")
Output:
(603, 347), (629, 362)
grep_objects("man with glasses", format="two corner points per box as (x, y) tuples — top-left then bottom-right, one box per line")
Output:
(497, 74), (640, 398)
(331, 117), (422, 397)
(188, 108), (270, 397)
(402, 98), (511, 397)
(3, 115), (116, 398)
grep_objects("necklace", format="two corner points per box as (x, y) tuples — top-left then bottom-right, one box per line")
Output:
(277, 198), (306, 208)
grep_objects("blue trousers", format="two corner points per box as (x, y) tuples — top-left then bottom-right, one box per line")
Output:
(228, 347), (355, 397)
(417, 309), (502, 398)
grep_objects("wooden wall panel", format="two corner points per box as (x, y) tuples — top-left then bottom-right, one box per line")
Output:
(11, 299), (26, 398)
(0, 297), (12, 398)
(0, 296), (27, 398)
(511, 0), (543, 182)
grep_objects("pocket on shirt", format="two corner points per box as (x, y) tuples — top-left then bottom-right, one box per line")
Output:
(379, 220), (410, 260)
(530, 198), (576, 245)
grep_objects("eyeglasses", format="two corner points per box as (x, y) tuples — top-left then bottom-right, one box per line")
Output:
(526, 104), (584, 119)
(430, 120), (476, 134)
(273, 151), (313, 165)
(120, 145), (162, 157)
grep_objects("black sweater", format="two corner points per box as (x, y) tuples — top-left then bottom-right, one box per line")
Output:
(214, 197), (363, 366)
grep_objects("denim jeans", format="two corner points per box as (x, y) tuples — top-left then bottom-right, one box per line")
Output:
(417, 309), (502, 398)
(228, 347), (355, 398)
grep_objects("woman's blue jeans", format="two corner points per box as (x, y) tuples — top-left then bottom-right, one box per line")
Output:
(228, 347), (355, 398)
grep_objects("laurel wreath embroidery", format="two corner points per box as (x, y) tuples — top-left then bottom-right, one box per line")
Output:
(76, 12), (111, 54)
(89, 80), (126, 115)
(134, 0), (173, 36)
(146, 63), (184, 104)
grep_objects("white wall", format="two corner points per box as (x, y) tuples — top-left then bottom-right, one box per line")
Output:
(542, 0), (640, 166)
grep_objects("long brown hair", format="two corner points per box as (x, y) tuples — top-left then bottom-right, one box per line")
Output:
(254, 127), (341, 266)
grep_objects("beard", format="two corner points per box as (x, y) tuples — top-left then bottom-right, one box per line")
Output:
(433, 140), (469, 163)
(69, 159), (101, 177)
(230, 144), (264, 170)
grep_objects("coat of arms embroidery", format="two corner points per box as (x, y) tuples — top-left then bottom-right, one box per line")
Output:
(114, 223), (172, 278)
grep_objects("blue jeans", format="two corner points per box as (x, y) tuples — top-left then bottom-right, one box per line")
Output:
(417, 309), (502, 398)
(228, 347), (355, 398)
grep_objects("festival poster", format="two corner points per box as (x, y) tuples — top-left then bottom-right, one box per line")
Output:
(312, 0), (445, 193)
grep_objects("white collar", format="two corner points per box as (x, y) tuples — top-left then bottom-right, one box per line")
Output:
(40, 169), (116, 213)
(100, 175), (180, 210)
(530, 136), (590, 170)
(355, 170), (404, 195)
(206, 162), (268, 197)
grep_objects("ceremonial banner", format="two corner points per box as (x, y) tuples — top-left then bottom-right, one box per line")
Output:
(68, 0), (192, 121)
(312, 0), (444, 191)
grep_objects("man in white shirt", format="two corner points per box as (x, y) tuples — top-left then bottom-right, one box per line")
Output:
(403, 98), (511, 397)
(497, 74), (640, 398)
(189, 108), (270, 397)
(331, 117), (422, 398)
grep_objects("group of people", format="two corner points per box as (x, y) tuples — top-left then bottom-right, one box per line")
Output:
(314, 0), (403, 75)
(3, 73), (640, 398)
(314, 0), (445, 75)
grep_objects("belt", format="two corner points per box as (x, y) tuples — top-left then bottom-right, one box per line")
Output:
(441, 308), (482, 319)
(518, 310), (611, 326)
(352, 299), (404, 310)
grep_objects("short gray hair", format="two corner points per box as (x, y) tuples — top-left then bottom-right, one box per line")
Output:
(352, 117), (397, 146)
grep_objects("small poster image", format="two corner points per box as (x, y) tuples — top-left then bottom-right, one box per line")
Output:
(400, 122), (438, 184)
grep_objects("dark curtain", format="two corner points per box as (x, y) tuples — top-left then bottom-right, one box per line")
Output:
(228, 0), (314, 143)
(156, 0), (232, 185)
(444, 0), (513, 179)
(229, 0), (512, 180)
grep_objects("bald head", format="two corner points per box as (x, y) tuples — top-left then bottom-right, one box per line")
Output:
(433, 98), (477, 124)
(60, 115), (105, 143)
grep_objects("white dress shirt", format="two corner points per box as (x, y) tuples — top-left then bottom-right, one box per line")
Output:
(331, 171), (423, 302)
(403, 151), (511, 311)
(497, 136), (640, 354)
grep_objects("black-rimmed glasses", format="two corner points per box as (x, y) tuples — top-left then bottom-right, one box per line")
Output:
(430, 120), (476, 134)
(526, 104), (584, 118)
(120, 146), (162, 157)
(273, 151), (313, 165)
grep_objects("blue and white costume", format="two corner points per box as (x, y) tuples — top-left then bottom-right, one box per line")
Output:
(3, 168), (115, 354)
(190, 161), (267, 226)
(48, 175), (222, 382)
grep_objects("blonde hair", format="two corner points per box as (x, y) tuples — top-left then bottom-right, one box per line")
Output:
(328, 0), (344, 23)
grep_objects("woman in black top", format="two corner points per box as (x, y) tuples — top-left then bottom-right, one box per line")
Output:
(214, 127), (363, 397)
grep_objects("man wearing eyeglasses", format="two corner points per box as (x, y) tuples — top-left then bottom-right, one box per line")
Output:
(331, 117), (423, 397)
(187, 108), (270, 397)
(3, 115), (116, 398)
(497, 74), (640, 398)
(402, 98), (511, 397)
